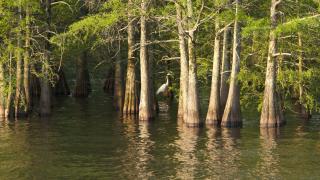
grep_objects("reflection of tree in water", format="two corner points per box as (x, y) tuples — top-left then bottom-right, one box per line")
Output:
(137, 121), (154, 179)
(221, 128), (241, 178)
(120, 115), (139, 179)
(205, 127), (222, 176)
(174, 121), (199, 179)
(255, 128), (280, 179)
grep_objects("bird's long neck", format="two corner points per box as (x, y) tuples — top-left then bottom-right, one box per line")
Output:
(166, 76), (169, 85)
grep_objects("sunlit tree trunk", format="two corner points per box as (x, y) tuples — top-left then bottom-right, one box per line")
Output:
(14, 3), (25, 117)
(0, 63), (6, 117)
(113, 52), (124, 111)
(139, 0), (154, 121)
(40, 0), (52, 116)
(206, 20), (221, 126)
(175, 2), (189, 120)
(123, 0), (139, 114)
(185, 0), (200, 127)
(221, 0), (242, 127)
(220, 27), (231, 113)
(260, 0), (284, 127)
(24, 3), (31, 113)
(73, 51), (91, 97)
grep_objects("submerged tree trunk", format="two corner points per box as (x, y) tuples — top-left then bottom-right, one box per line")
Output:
(54, 68), (70, 96)
(206, 20), (221, 126)
(220, 27), (231, 112)
(185, 0), (200, 127)
(113, 52), (124, 111)
(40, 0), (52, 117)
(260, 0), (284, 127)
(175, 2), (189, 120)
(24, 3), (31, 113)
(123, 0), (139, 114)
(221, 0), (242, 127)
(139, 0), (154, 121)
(73, 51), (91, 97)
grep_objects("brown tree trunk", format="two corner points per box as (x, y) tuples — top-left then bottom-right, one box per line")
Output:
(260, 0), (284, 127)
(123, 0), (139, 114)
(175, 2), (189, 121)
(0, 63), (6, 117)
(24, 3), (31, 113)
(73, 51), (91, 97)
(148, 46), (159, 114)
(54, 68), (70, 96)
(40, 0), (52, 116)
(220, 27), (231, 112)
(14, 3), (26, 117)
(113, 52), (124, 111)
(206, 20), (221, 126)
(185, 0), (200, 127)
(139, 0), (154, 121)
(103, 67), (114, 94)
(221, 0), (242, 127)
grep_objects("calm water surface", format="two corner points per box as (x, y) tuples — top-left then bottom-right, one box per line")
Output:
(0, 92), (319, 179)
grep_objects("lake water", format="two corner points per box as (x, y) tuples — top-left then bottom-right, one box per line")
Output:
(0, 91), (319, 179)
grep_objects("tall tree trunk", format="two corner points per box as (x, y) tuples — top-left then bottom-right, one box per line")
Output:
(221, 0), (242, 127)
(176, 2), (189, 121)
(139, 0), (154, 121)
(185, 0), (200, 127)
(0, 63), (6, 118)
(40, 0), (52, 116)
(148, 46), (158, 114)
(260, 0), (284, 127)
(123, 0), (139, 114)
(220, 27), (231, 112)
(54, 68), (70, 96)
(206, 20), (221, 126)
(113, 52), (124, 111)
(73, 51), (91, 97)
(24, 3), (31, 113)
(14, 3), (25, 117)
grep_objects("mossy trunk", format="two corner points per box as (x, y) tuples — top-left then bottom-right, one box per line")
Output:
(139, 0), (154, 121)
(176, 2), (189, 120)
(73, 51), (91, 98)
(221, 0), (242, 127)
(206, 20), (221, 126)
(220, 27), (231, 113)
(54, 68), (70, 96)
(113, 53), (124, 111)
(185, 0), (200, 127)
(260, 0), (284, 127)
(123, 0), (139, 114)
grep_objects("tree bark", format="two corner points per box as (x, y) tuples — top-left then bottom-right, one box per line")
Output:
(221, 0), (242, 127)
(14, 3), (26, 117)
(206, 20), (221, 126)
(0, 63), (6, 117)
(24, 3), (31, 113)
(185, 0), (200, 127)
(260, 0), (284, 127)
(175, 2), (189, 121)
(113, 52), (124, 111)
(139, 0), (154, 121)
(54, 68), (70, 96)
(40, 0), (52, 116)
(73, 51), (91, 97)
(220, 27), (231, 113)
(123, 0), (139, 114)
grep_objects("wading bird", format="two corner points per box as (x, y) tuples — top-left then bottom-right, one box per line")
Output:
(156, 74), (170, 95)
